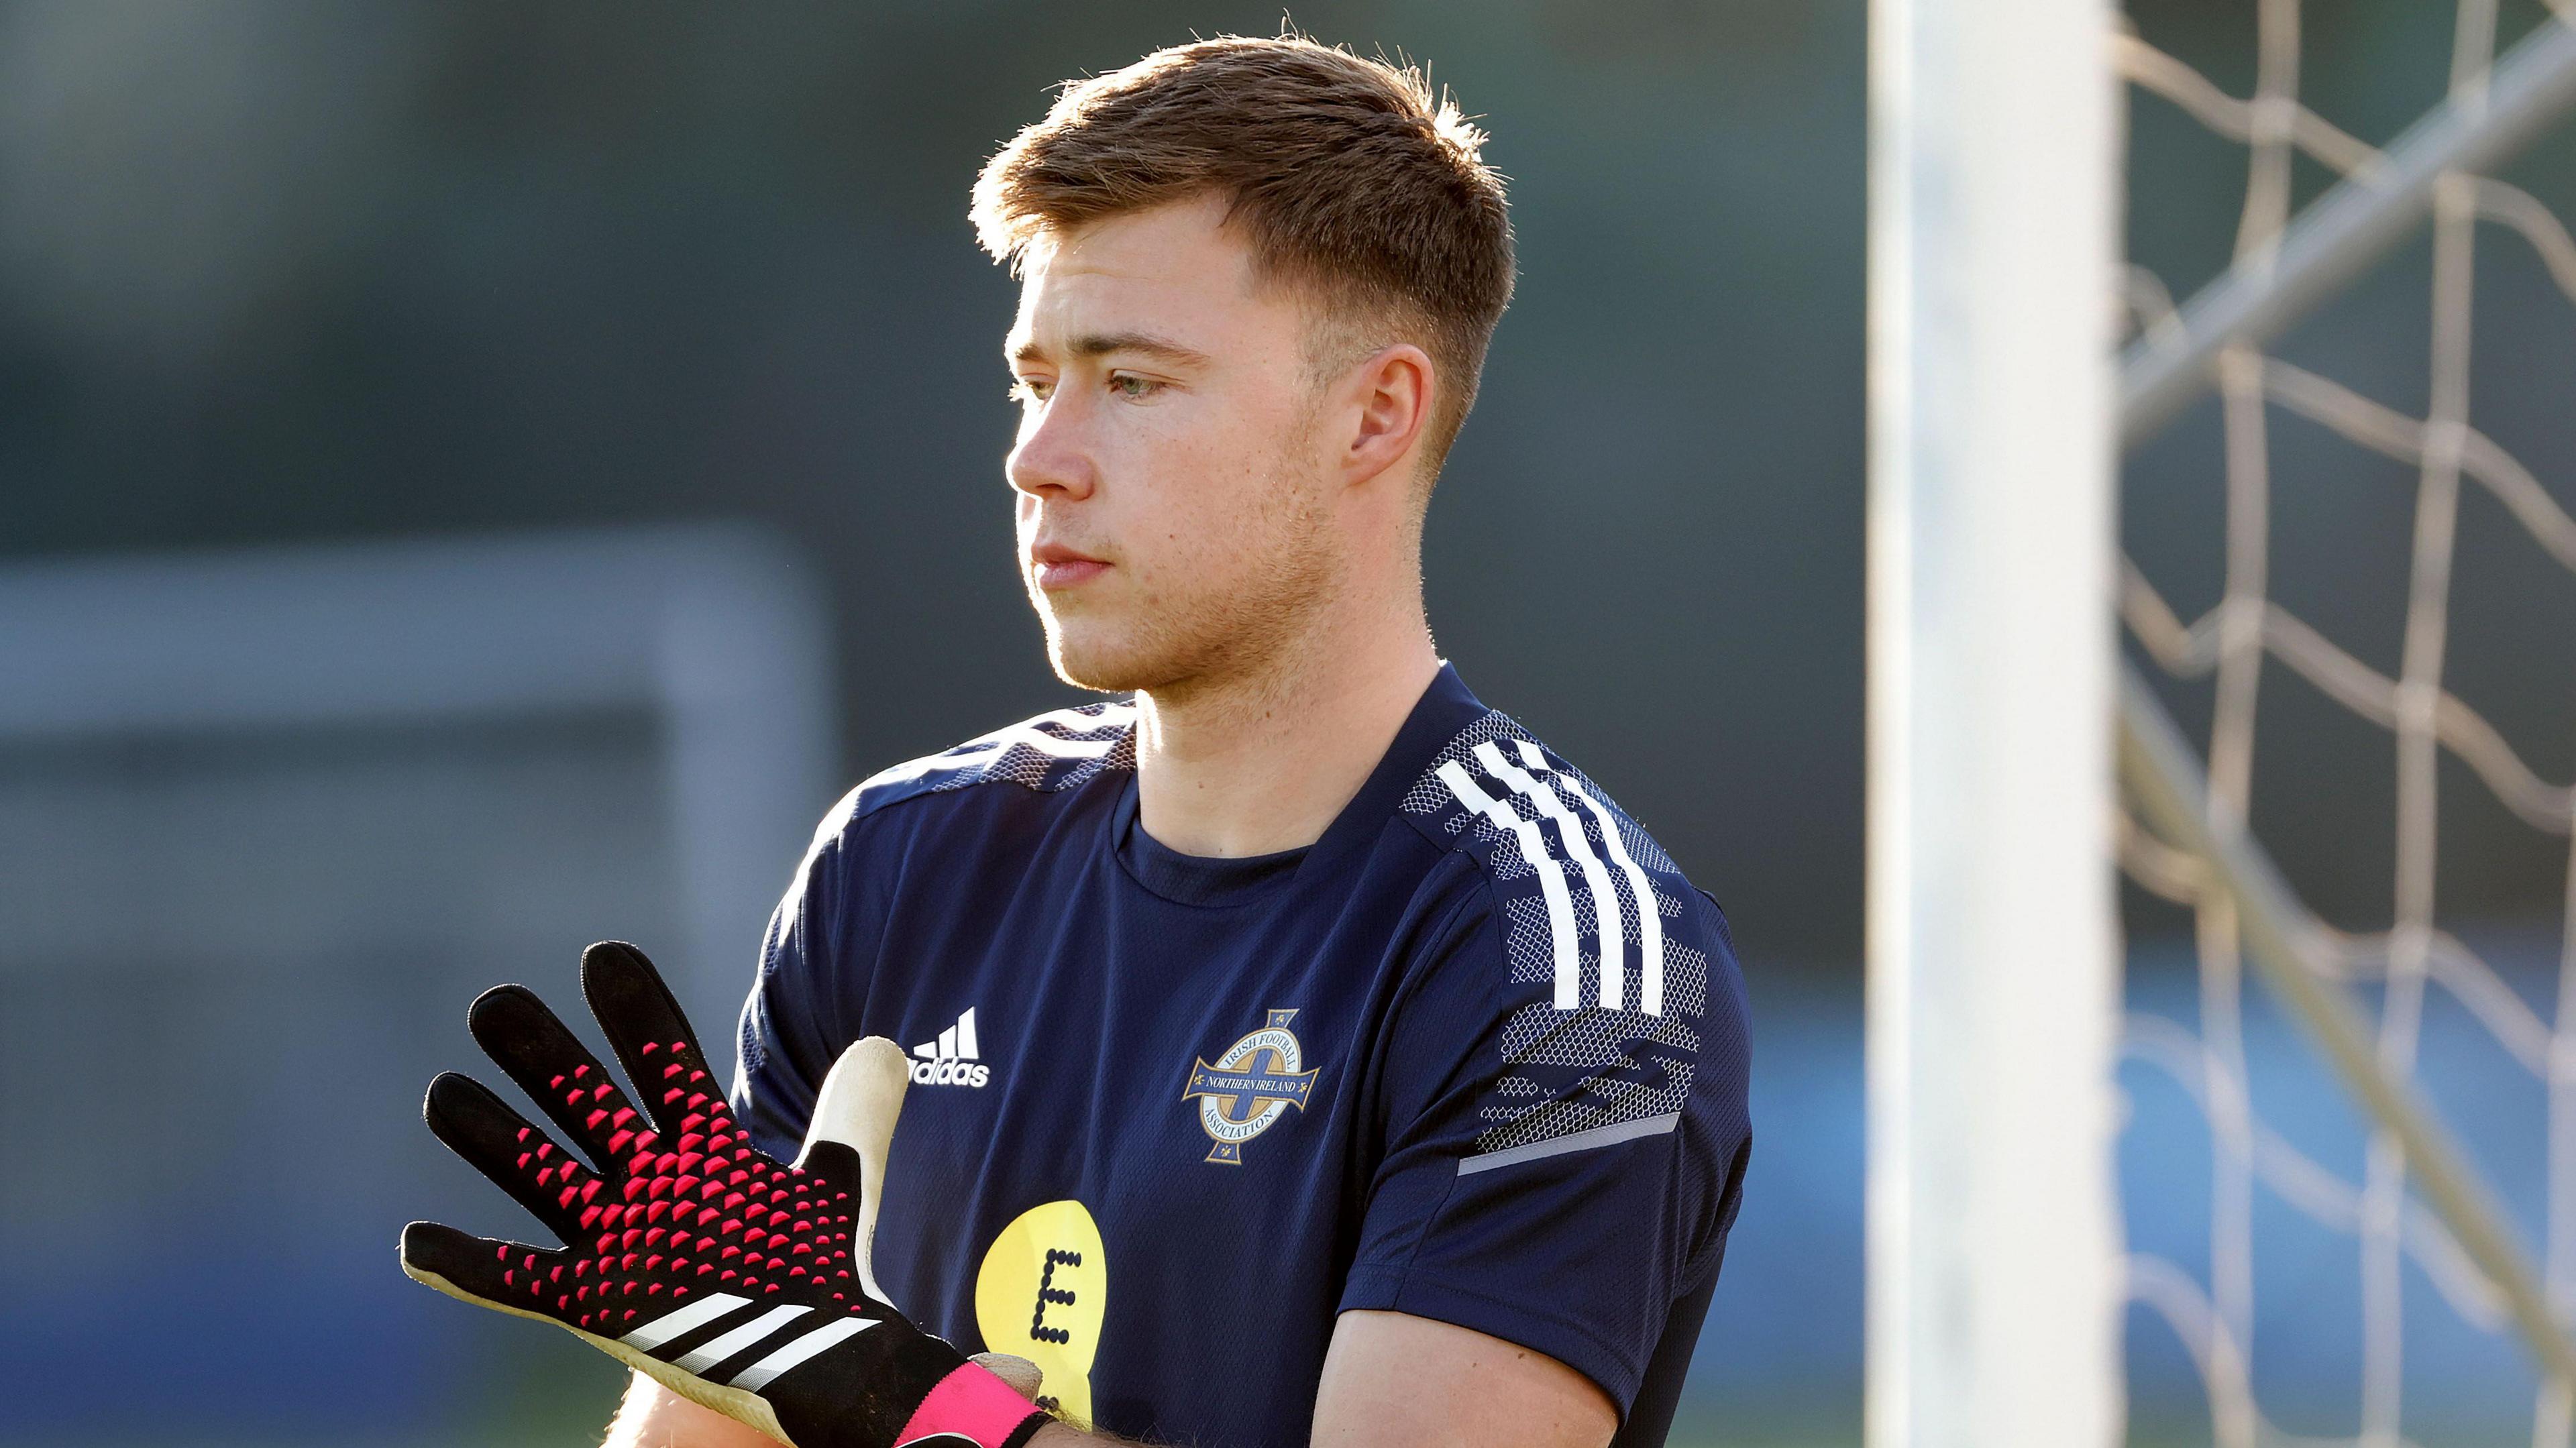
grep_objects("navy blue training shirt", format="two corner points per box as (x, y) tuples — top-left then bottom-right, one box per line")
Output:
(731, 665), (1752, 1446)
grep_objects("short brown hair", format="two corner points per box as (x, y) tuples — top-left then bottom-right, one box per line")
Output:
(971, 34), (1514, 472)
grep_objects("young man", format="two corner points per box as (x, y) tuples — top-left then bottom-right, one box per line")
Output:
(622, 34), (1749, 1448)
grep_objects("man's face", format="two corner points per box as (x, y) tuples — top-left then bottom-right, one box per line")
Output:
(1004, 194), (1346, 695)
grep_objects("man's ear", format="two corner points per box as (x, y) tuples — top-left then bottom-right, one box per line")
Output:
(1337, 343), (1434, 490)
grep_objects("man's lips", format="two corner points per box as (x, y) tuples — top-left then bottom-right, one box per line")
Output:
(1029, 543), (1109, 590)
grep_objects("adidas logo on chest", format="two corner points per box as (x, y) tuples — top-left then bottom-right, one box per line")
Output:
(909, 1007), (991, 1088)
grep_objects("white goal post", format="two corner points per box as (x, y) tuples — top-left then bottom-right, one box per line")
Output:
(1865, 0), (2125, 1445)
(1870, 2), (2576, 1444)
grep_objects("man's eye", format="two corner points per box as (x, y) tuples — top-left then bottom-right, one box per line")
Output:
(1009, 378), (1053, 404)
(1109, 373), (1167, 399)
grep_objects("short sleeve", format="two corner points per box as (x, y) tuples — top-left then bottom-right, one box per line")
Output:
(729, 802), (870, 1163)
(1338, 883), (1753, 1416)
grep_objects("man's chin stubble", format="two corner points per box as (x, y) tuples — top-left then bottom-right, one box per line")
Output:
(1043, 632), (1189, 695)
(1034, 530), (1340, 699)
(1042, 613), (1323, 702)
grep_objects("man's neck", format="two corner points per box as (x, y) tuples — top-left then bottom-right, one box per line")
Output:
(1130, 604), (1441, 859)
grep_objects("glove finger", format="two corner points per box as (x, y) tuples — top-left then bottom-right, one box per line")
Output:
(580, 941), (716, 1138)
(424, 1070), (605, 1243)
(400, 1219), (574, 1321)
(795, 1036), (910, 1304)
(468, 983), (654, 1169)
(971, 1351), (1044, 1400)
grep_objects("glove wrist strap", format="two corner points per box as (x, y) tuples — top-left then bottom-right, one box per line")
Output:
(898, 1361), (1052, 1448)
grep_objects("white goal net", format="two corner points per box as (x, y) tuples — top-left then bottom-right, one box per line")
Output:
(1870, 2), (2576, 1445)
(2114, 4), (2576, 1445)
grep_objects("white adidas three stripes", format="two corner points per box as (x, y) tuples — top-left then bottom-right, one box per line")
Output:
(1438, 739), (1666, 1016)
(618, 1292), (879, 1393)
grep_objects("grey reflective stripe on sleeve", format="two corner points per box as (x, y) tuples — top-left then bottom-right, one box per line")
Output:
(1454, 1111), (1683, 1176)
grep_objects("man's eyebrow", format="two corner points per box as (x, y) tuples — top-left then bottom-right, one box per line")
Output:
(1010, 331), (1213, 368)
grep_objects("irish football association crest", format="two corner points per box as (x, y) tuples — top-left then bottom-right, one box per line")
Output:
(1180, 1009), (1322, 1164)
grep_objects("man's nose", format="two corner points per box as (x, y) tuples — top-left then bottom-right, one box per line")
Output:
(1006, 400), (1097, 502)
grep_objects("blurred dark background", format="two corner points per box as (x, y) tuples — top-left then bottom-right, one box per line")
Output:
(1, 1), (2571, 1444)
(1, 0), (1871, 962)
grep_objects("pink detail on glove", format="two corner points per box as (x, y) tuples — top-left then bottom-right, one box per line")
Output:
(896, 1361), (1043, 1447)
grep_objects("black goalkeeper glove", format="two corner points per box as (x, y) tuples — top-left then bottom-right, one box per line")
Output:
(401, 941), (1050, 1448)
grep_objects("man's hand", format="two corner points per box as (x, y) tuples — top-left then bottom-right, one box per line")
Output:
(402, 940), (1048, 1448)
(605, 1371), (785, 1448)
